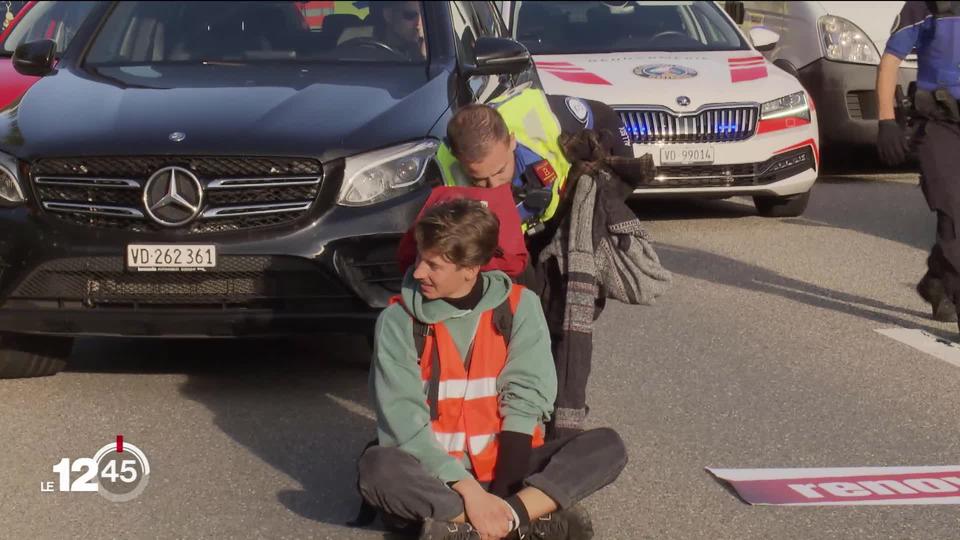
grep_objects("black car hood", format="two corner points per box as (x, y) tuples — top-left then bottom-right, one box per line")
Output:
(0, 63), (450, 161)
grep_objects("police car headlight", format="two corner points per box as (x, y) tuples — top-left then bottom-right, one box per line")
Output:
(337, 140), (439, 207)
(819, 16), (880, 65)
(0, 151), (24, 205)
(761, 92), (810, 121)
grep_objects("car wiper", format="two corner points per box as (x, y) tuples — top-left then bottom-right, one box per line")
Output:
(200, 60), (247, 67)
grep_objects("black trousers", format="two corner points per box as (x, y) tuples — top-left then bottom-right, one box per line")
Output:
(357, 428), (627, 523)
(917, 119), (960, 309)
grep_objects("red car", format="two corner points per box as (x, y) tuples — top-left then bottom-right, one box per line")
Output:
(0, 1), (97, 109)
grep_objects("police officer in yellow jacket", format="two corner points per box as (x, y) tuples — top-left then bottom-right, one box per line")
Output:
(437, 87), (631, 235)
(436, 87), (634, 439)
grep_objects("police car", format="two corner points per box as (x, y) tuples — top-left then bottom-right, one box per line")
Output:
(500, 0), (819, 216)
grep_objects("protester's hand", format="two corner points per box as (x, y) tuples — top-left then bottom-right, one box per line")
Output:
(454, 479), (514, 539)
(877, 119), (910, 166)
(465, 492), (514, 540)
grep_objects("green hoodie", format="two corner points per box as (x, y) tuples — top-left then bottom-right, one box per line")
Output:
(370, 270), (557, 483)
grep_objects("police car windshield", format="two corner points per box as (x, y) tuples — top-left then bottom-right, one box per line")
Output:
(1, 1), (98, 56)
(514, 1), (748, 55)
(84, 1), (428, 66)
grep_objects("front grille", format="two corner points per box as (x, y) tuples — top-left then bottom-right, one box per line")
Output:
(31, 156), (322, 233)
(637, 147), (815, 189)
(9, 256), (349, 306)
(616, 105), (759, 144)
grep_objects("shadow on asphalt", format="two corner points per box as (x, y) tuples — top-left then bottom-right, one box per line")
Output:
(655, 243), (953, 338)
(68, 333), (404, 537)
(631, 173), (933, 252)
(630, 197), (757, 221)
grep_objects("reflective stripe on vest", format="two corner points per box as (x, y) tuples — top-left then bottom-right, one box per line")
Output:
(437, 88), (572, 226)
(391, 284), (545, 482)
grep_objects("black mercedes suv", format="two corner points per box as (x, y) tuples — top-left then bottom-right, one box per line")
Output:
(0, 1), (540, 377)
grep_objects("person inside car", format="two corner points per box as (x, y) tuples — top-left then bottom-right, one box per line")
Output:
(377, 0), (426, 61)
(359, 199), (627, 540)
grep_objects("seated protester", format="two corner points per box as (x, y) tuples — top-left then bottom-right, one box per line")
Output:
(360, 199), (627, 540)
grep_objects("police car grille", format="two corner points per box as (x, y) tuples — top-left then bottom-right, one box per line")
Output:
(616, 106), (759, 144)
(30, 156), (322, 233)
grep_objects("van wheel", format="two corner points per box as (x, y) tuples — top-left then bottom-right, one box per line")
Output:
(0, 333), (73, 379)
(753, 191), (810, 217)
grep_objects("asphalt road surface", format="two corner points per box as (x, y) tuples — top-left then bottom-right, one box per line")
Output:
(4, 170), (960, 539)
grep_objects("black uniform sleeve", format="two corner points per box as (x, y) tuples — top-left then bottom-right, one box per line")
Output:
(885, 1), (931, 58)
(547, 94), (633, 158)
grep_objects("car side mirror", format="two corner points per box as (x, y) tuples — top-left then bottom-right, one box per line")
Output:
(749, 27), (780, 53)
(12, 39), (57, 77)
(466, 37), (531, 77)
(724, 1), (746, 25)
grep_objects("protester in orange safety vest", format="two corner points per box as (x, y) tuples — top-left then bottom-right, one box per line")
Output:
(358, 199), (627, 540)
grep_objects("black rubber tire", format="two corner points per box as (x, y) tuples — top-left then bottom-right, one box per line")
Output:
(753, 191), (810, 217)
(0, 333), (73, 379)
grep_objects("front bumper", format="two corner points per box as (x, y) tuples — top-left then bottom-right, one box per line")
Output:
(798, 58), (917, 150)
(0, 169), (429, 338)
(630, 125), (819, 198)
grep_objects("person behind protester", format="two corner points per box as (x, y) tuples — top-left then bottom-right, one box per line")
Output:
(445, 104), (658, 439)
(445, 101), (632, 232)
(876, 0), (960, 326)
(360, 199), (627, 540)
(375, 0), (426, 61)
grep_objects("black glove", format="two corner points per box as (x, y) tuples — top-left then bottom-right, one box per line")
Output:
(488, 431), (532, 498)
(877, 119), (910, 166)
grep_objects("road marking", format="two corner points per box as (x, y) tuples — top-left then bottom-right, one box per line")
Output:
(875, 328), (960, 368)
(325, 393), (375, 421)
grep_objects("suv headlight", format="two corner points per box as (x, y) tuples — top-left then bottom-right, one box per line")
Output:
(337, 140), (439, 207)
(819, 15), (880, 65)
(761, 91), (810, 121)
(0, 152), (24, 205)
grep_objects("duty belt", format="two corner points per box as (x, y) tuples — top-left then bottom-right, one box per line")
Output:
(914, 89), (960, 123)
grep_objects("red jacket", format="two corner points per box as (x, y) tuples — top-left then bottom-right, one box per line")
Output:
(397, 183), (529, 277)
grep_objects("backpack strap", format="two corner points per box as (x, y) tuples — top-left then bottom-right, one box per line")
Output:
(412, 319), (441, 422)
(492, 284), (524, 344)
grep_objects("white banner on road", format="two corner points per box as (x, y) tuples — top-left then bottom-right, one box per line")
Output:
(875, 328), (960, 369)
(707, 466), (960, 505)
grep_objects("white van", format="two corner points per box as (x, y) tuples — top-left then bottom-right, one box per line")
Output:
(730, 1), (916, 157)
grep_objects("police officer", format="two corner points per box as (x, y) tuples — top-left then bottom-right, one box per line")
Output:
(877, 1), (960, 325)
(437, 88), (632, 234)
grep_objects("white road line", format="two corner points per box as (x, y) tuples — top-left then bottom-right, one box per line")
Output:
(876, 328), (960, 369)
(324, 393), (376, 421)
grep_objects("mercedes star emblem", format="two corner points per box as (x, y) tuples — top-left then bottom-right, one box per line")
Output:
(676, 96), (691, 107)
(142, 166), (203, 227)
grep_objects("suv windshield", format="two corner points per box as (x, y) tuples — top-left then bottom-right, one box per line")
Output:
(514, 1), (748, 55)
(2, 1), (98, 55)
(85, 0), (427, 65)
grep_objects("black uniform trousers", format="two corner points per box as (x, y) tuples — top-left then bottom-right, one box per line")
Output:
(916, 118), (960, 313)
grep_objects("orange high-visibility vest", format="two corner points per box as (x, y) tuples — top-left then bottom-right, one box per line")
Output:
(392, 284), (546, 482)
